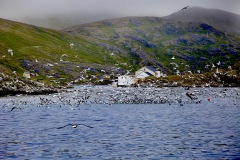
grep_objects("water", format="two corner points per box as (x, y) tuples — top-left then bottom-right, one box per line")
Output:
(1, 86), (240, 159)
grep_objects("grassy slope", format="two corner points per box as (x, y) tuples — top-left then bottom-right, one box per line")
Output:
(0, 17), (240, 86)
(63, 17), (240, 74)
(0, 18), (130, 84)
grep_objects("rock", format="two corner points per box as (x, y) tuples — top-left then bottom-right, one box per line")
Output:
(124, 35), (156, 48)
(0, 73), (58, 97)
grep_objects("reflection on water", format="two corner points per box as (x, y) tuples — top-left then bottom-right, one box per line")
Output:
(0, 86), (240, 159)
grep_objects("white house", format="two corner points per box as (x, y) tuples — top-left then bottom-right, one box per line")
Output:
(135, 66), (165, 79)
(135, 66), (156, 79)
(135, 66), (166, 79)
(118, 75), (135, 86)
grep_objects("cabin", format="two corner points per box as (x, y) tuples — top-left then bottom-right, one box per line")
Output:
(23, 71), (31, 79)
(135, 66), (165, 79)
(118, 75), (135, 86)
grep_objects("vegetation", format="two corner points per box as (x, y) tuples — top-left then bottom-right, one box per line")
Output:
(0, 18), (130, 86)
(0, 17), (240, 89)
(138, 66), (240, 87)
(64, 17), (240, 74)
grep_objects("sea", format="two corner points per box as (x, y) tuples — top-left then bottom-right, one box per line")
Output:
(0, 86), (240, 159)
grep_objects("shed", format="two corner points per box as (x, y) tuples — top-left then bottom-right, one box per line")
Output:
(23, 71), (31, 79)
(118, 75), (135, 86)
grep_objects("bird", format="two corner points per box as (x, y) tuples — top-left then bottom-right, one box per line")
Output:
(60, 54), (68, 62)
(186, 92), (195, 100)
(57, 124), (94, 129)
(171, 56), (175, 60)
(8, 49), (13, 56)
(181, 6), (190, 10)
(1, 103), (6, 108)
(10, 107), (22, 111)
(188, 71), (193, 74)
(70, 43), (74, 49)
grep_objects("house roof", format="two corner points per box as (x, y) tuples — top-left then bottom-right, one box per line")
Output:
(145, 72), (154, 76)
(144, 66), (156, 72)
(23, 71), (30, 74)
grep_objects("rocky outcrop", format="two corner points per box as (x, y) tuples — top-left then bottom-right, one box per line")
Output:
(0, 73), (58, 97)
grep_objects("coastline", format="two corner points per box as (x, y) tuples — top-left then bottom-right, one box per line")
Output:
(0, 89), (58, 97)
(0, 73), (59, 97)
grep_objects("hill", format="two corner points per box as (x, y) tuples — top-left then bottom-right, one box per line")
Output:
(63, 16), (240, 74)
(0, 7), (240, 90)
(0, 18), (130, 86)
(164, 6), (240, 35)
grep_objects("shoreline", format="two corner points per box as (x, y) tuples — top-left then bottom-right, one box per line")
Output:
(0, 89), (58, 97)
(1, 84), (239, 97)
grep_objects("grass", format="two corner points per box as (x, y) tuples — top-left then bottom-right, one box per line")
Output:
(0, 18), (121, 84)
(1, 17), (240, 86)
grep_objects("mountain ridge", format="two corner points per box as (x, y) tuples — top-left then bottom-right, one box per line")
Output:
(63, 16), (240, 72)
(163, 6), (240, 34)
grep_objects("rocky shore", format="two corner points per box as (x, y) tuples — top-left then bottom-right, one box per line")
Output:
(0, 73), (58, 97)
(1, 66), (239, 97)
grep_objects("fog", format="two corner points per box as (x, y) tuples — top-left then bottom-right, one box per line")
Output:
(0, 0), (239, 29)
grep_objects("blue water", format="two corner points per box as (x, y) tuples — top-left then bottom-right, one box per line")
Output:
(1, 87), (240, 159)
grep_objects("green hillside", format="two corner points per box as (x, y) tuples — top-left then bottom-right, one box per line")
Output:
(64, 17), (240, 74)
(0, 16), (240, 87)
(0, 18), (130, 85)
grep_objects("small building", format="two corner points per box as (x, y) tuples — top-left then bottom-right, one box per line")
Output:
(155, 71), (166, 78)
(135, 66), (156, 79)
(23, 71), (31, 79)
(118, 75), (135, 86)
(135, 66), (165, 79)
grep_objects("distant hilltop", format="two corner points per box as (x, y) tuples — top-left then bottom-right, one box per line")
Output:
(164, 6), (240, 34)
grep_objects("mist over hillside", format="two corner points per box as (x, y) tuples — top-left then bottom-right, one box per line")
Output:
(164, 6), (240, 34)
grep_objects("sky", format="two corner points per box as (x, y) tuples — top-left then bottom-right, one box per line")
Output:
(0, 0), (240, 29)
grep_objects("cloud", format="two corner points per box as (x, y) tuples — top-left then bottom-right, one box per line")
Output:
(1, 0), (239, 17)
(0, 0), (239, 29)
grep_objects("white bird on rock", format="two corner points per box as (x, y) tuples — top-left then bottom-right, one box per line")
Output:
(8, 49), (13, 56)
(70, 43), (74, 48)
